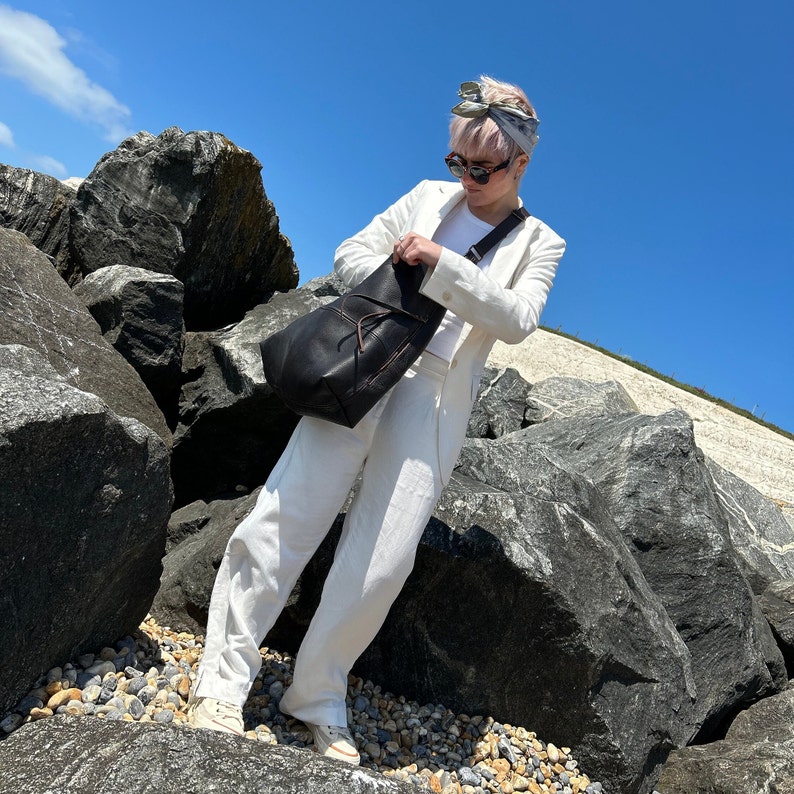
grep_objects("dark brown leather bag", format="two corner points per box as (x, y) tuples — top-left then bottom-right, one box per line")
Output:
(259, 208), (529, 427)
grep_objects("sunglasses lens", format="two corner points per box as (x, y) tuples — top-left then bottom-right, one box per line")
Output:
(469, 167), (490, 185)
(446, 159), (465, 179)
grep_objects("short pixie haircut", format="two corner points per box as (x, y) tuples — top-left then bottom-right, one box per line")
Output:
(449, 75), (537, 161)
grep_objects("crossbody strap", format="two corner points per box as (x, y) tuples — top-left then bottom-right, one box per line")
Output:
(464, 206), (530, 264)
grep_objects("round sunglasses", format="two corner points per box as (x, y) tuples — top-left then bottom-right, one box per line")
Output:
(444, 152), (511, 185)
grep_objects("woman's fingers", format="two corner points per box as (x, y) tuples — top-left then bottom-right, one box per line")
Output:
(393, 233), (441, 267)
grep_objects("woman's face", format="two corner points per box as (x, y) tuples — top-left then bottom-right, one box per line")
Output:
(454, 147), (527, 219)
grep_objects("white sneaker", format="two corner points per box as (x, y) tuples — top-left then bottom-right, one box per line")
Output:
(304, 722), (361, 764)
(187, 696), (244, 736)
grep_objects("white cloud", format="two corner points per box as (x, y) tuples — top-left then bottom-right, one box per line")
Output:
(29, 154), (67, 178)
(0, 119), (14, 147)
(0, 5), (133, 143)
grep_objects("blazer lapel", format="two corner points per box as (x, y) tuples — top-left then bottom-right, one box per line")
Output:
(411, 183), (466, 239)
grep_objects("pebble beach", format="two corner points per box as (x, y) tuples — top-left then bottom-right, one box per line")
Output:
(0, 617), (605, 794)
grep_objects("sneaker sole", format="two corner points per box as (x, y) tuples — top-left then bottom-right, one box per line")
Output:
(312, 742), (360, 764)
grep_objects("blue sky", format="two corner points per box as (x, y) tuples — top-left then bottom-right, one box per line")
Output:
(1, 1), (792, 433)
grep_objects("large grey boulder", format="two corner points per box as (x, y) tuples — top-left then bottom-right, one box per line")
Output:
(353, 449), (697, 794)
(523, 375), (638, 425)
(705, 457), (794, 593)
(522, 410), (787, 741)
(172, 275), (344, 505)
(73, 265), (185, 428)
(69, 127), (298, 329)
(657, 687), (794, 793)
(0, 164), (76, 281)
(0, 716), (416, 793)
(0, 228), (171, 445)
(0, 345), (172, 717)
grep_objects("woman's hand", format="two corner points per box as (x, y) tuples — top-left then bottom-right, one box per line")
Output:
(393, 232), (442, 268)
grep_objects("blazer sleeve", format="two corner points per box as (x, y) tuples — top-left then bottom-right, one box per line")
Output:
(333, 181), (429, 288)
(420, 220), (566, 345)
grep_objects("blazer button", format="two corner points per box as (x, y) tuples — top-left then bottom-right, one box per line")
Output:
(442, 291), (452, 301)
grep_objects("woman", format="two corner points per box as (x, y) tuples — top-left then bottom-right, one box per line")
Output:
(187, 76), (566, 764)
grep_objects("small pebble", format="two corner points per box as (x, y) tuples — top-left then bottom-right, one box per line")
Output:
(0, 713), (23, 733)
(15, 695), (43, 714)
(127, 677), (148, 697)
(498, 735), (517, 764)
(127, 696), (145, 720)
(76, 673), (101, 689)
(77, 653), (95, 669)
(45, 667), (62, 684)
(86, 661), (116, 678)
(353, 694), (369, 712)
(47, 688), (82, 711)
(458, 767), (481, 786)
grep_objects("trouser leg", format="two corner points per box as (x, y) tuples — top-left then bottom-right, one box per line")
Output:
(194, 410), (381, 707)
(280, 361), (447, 726)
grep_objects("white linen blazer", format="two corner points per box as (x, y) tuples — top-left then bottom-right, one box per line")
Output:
(334, 179), (566, 479)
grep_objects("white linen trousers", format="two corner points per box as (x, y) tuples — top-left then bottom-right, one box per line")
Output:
(194, 351), (454, 727)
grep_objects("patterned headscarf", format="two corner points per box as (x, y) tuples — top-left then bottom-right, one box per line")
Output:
(451, 81), (540, 157)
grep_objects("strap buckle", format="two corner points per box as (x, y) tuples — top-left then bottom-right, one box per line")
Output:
(465, 245), (483, 264)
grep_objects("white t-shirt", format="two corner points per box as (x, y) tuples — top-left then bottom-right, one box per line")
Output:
(424, 203), (496, 362)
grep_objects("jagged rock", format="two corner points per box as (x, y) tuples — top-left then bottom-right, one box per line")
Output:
(166, 493), (250, 554)
(167, 499), (210, 552)
(705, 457), (794, 593)
(759, 579), (794, 674)
(657, 688), (794, 793)
(725, 685), (794, 743)
(0, 164), (77, 282)
(153, 491), (259, 633)
(467, 366), (532, 438)
(0, 228), (171, 445)
(73, 265), (185, 428)
(524, 375), (638, 424)
(69, 127), (298, 329)
(0, 716), (416, 793)
(172, 275), (343, 506)
(0, 345), (172, 717)
(521, 410), (787, 741)
(657, 738), (794, 793)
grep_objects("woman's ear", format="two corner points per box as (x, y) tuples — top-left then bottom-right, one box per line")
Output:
(515, 155), (530, 180)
